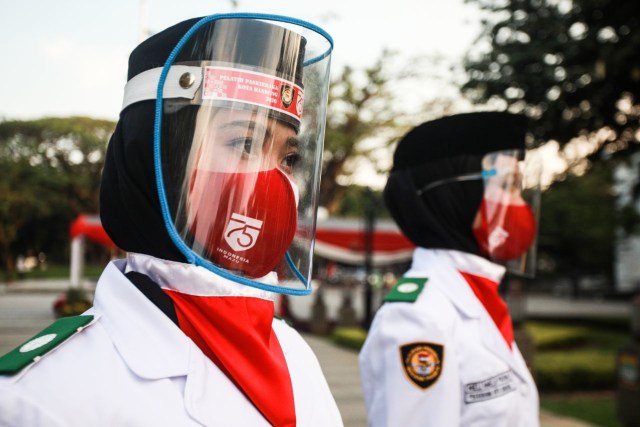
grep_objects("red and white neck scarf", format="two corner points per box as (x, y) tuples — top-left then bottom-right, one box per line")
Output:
(125, 253), (296, 427)
(165, 291), (296, 427)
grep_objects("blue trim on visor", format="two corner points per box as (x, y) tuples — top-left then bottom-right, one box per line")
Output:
(154, 13), (326, 296)
(481, 169), (498, 178)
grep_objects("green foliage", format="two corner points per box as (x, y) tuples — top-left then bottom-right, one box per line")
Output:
(541, 393), (621, 427)
(463, 0), (640, 157)
(17, 263), (105, 280)
(54, 287), (92, 318)
(0, 117), (115, 279)
(525, 322), (589, 350)
(334, 186), (389, 218)
(535, 350), (616, 390)
(528, 320), (628, 391)
(321, 52), (408, 213)
(330, 326), (368, 351)
(537, 162), (618, 278)
(462, 0), (640, 281)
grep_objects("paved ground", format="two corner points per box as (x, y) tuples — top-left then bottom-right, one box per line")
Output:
(0, 279), (602, 426)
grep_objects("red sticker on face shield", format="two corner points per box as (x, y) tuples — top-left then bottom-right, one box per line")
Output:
(202, 66), (304, 122)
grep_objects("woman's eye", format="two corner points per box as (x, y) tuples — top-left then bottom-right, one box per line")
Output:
(228, 137), (254, 156)
(282, 152), (301, 171)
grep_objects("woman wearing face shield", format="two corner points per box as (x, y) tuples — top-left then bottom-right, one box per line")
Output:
(0, 15), (343, 427)
(358, 112), (541, 426)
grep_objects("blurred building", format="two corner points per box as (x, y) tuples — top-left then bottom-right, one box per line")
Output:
(615, 152), (640, 293)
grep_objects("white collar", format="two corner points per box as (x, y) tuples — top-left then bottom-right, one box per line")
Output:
(125, 252), (278, 302)
(95, 260), (269, 425)
(407, 248), (505, 319)
(93, 260), (192, 379)
(412, 248), (505, 283)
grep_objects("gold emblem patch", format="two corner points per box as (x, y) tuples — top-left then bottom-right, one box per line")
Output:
(280, 85), (294, 108)
(400, 342), (444, 390)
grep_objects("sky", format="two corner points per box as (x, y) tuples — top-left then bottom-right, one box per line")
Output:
(2, 1), (569, 188)
(0, 0), (482, 121)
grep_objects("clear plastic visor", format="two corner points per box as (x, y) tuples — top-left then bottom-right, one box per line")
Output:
(474, 149), (541, 277)
(156, 16), (332, 294)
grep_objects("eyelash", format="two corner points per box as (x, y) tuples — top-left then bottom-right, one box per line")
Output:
(227, 135), (300, 171)
(228, 137), (254, 156)
(282, 152), (301, 170)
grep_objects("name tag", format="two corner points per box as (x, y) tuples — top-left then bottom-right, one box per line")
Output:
(464, 370), (517, 403)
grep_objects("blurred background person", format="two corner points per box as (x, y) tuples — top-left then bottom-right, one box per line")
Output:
(359, 112), (541, 426)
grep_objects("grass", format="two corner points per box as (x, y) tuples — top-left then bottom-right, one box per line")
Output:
(525, 320), (629, 391)
(525, 322), (589, 350)
(534, 350), (617, 390)
(541, 392), (621, 427)
(331, 326), (367, 351)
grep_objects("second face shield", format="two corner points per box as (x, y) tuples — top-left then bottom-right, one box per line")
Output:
(473, 149), (541, 277)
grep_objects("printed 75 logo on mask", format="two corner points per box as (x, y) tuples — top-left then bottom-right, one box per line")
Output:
(224, 213), (263, 251)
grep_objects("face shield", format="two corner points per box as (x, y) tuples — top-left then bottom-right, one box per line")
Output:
(472, 150), (541, 277)
(416, 149), (541, 277)
(122, 14), (332, 295)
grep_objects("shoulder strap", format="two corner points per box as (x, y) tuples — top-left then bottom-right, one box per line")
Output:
(0, 315), (94, 375)
(384, 277), (428, 303)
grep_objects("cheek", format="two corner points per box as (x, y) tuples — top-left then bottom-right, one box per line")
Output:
(471, 209), (482, 230)
(509, 192), (527, 206)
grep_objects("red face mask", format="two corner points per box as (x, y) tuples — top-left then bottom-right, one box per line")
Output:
(473, 199), (536, 261)
(187, 168), (298, 278)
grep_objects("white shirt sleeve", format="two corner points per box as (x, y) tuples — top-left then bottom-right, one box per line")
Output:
(0, 385), (65, 427)
(359, 302), (461, 427)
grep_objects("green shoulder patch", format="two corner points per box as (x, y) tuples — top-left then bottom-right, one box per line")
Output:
(0, 315), (94, 375)
(384, 277), (428, 303)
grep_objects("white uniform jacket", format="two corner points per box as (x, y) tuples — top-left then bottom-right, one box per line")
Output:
(0, 257), (343, 427)
(359, 248), (539, 427)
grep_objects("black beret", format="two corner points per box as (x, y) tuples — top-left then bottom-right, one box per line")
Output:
(391, 112), (527, 171)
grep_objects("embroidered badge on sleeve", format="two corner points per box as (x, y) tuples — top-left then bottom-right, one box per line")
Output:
(399, 342), (444, 390)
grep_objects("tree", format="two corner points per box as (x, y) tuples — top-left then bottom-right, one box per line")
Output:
(321, 52), (459, 213)
(333, 185), (389, 219)
(0, 117), (115, 279)
(462, 0), (640, 157)
(537, 161), (619, 290)
(321, 53), (399, 213)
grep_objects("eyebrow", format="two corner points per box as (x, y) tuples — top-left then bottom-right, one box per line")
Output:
(220, 120), (272, 139)
(286, 136), (300, 150)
